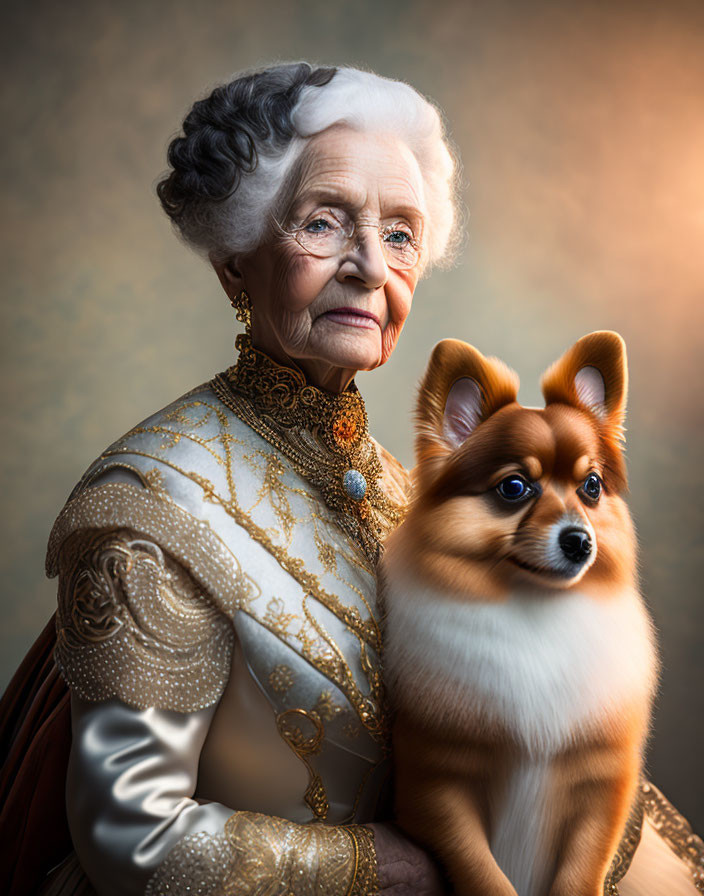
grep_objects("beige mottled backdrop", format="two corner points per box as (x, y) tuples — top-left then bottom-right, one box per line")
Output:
(2, 0), (702, 831)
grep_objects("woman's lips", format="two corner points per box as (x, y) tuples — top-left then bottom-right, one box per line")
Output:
(321, 307), (380, 329)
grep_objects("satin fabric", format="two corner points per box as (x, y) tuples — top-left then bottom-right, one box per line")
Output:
(67, 696), (232, 896)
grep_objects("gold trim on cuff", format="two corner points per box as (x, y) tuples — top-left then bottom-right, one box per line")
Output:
(345, 825), (379, 896)
(145, 812), (380, 896)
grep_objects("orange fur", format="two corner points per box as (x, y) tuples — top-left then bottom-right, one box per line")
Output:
(415, 338), (520, 492)
(383, 332), (657, 896)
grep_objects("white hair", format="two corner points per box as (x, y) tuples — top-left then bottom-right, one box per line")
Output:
(159, 64), (461, 271)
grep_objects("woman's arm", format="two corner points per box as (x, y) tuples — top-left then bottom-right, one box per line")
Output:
(67, 696), (229, 895)
(68, 693), (446, 896)
(67, 695), (375, 896)
(56, 526), (446, 895)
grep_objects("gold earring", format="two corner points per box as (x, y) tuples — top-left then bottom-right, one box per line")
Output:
(230, 289), (252, 333)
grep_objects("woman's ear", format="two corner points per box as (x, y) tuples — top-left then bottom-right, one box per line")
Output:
(209, 253), (244, 300)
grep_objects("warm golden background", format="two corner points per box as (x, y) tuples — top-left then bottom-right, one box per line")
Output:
(2, 0), (702, 831)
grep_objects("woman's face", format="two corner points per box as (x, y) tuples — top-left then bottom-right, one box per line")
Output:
(215, 126), (427, 392)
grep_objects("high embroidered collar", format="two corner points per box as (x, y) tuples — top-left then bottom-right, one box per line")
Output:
(222, 333), (371, 454)
(210, 333), (405, 566)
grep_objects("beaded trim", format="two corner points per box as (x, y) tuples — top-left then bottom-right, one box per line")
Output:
(604, 778), (646, 893)
(604, 777), (704, 894)
(641, 780), (704, 892)
(346, 824), (379, 895)
(54, 528), (235, 712)
(144, 811), (378, 896)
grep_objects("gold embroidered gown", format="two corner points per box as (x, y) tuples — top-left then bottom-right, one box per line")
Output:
(40, 335), (405, 896)
(37, 336), (703, 896)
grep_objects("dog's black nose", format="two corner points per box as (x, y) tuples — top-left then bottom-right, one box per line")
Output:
(559, 528), (592, 563)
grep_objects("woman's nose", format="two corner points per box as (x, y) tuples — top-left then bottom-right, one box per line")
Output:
(337, 228), (389, 289)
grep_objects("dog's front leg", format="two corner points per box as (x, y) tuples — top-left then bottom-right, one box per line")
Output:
(396, 776), (517, 896)
(426, 782), (519, 896)
(548, 745), (640, 896)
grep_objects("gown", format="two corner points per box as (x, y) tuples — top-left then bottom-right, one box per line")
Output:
(1, 332), (702, 895)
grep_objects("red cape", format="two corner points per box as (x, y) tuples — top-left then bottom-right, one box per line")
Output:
(0, 614), (72, 895)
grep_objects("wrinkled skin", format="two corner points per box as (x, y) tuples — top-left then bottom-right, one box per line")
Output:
(212, 125), (426, 393)
(369, 823), (449, 895)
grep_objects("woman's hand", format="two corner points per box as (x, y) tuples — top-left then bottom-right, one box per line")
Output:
(368, 822), (449, 895)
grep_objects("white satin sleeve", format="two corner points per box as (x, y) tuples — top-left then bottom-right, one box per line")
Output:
(66, 694), (233, 896)
(66, 695), (378, 896)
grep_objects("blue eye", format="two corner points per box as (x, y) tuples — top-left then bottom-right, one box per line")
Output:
(497, 475), (533, 503)
(581, 473), (602, 503)
(385, 230), (410, 244)
(305, 218), (332, 233)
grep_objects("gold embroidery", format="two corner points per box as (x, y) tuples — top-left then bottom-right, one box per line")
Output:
(60, 532), (128, 646)
(144, 812), (378, 896)
(47, 482), (260, 606)
(346, 825), (379, 896)
(343, 722), (362, 740)
(47, 372), (397, 824)
(301, 595), (386, 743)
(259, 454), (296, 537)
(210, 333), (407, 566)
(641, 780), (704, 892)
(269, 663), (295, 695)
(116, 400), (231, 463)
(315, 529), (338, 572)
(313, 690), (343, 723)
(144, 466), (167, 492)
(50, 378), (395, 740)
(103, 443), (382, 651)
(92, 446), (387, 740)
(305, 775), (329, 821)
(603, 777), (704, 894)
(274, 685), (374, 823)
(55, 528), (235, 712)
(604, 779), (645, 894)
(276, 708), (329, 819)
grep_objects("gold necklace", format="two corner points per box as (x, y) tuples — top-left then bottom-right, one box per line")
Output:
(210, 334), (405, 566)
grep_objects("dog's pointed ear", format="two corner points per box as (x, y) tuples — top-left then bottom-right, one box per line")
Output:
(541, 331), (628, 437)
(542, 331), (628, 489)
(415, 339), (519, 486)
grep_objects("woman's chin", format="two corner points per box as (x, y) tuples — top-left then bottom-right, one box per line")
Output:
(307, 327), (382, 374)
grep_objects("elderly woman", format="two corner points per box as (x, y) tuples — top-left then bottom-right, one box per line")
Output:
(16, 62), (455, 896)
(2, 62), (701, 896)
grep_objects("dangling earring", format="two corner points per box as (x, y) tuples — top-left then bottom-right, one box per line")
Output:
(230, 289), (252, 334)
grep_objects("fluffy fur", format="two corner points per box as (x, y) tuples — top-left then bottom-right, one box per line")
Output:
(385, 578), (656, 755)
(382, 331), (658, 896)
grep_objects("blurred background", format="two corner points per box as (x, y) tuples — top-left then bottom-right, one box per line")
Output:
(1, 0), (702, 832)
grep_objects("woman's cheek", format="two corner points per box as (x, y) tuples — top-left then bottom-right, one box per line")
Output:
(278, 310), (313, 350)
(279, 255), (333, 313)
(380, 320), (404, 365)
(386, 273), (415, 320)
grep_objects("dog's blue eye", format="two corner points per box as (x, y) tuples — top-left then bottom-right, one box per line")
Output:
(581, 473), (602, 503)
(497, 475), (533, 502)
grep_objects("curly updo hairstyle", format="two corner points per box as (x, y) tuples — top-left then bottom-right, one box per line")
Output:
(157, 62), (461, 269)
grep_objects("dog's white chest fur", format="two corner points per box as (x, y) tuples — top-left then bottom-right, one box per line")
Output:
(384, 576), (656, 753)
(491, 759), (552, 896)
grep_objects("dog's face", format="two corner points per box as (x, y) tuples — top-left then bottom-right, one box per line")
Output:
(407, 332), (637, 598)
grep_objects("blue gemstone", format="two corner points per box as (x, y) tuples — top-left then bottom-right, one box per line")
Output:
(343, 469), (367, 501)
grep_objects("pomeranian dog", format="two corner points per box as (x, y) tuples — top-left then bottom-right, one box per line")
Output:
(381, 332), (658, 896)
